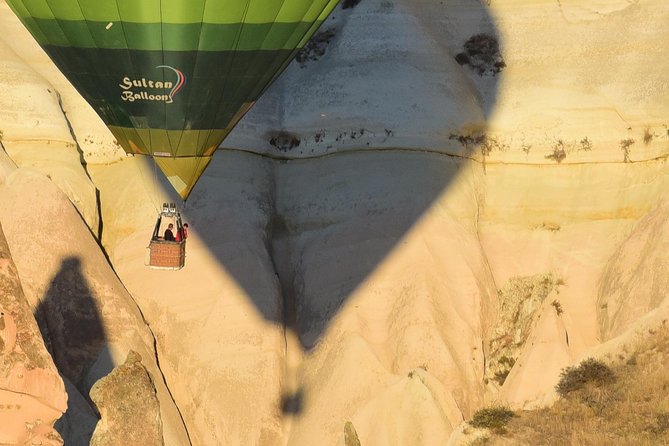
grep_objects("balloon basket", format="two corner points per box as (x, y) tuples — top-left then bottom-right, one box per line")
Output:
(147, 240), (186, 270)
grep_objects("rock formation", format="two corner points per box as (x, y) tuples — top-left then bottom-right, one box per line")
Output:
(90, 351), (163, 446)
(0, 167), (189, 445)
(0, 221), (67, 445)
(598, 199), (669, 339)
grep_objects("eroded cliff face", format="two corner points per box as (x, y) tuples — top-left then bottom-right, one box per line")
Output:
(0, 222), (67, 445)
(0, 0), (668, 445)
(0, 168), (190, 445)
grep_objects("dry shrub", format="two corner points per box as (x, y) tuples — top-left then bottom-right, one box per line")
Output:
(482, 325), (669, 446)
(469, 407), (515, 433)
(555, 358), (616, 397)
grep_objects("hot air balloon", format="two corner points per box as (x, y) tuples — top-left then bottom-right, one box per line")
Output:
(5, 0), (339, 199)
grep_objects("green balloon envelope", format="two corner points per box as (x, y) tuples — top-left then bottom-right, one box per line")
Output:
(6, 0), (339, 198)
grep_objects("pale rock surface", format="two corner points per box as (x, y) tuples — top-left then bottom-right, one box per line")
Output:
(580, 301), (669, 365)
(598, 199), (669, 339)
(483, 0), (669, 164)
(0, 34), (99, 231)
(487, 272), (563, 382)
(105, 151), (494, 446)
(90, 350), (163, 446)
(477, 161), (669, 405)
(0, 1), (125, 165)
(0, 170), (189, 446)
(498, 303), (572, 409)
(271, 154), (493, 445)
(226, 0), (492, 156)
(109, 152), (286, 446)
(0, 222), (67, 445)
(351, 369), (461, 446)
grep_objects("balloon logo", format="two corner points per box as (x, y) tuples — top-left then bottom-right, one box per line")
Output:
(118, 66), (186, 104)
(156, 66), (186, 103)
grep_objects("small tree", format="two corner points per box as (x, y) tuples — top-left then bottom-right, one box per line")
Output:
(643, 128), (654, 145)
(455, 34), (506, 76)
(620, 138), (635, 163)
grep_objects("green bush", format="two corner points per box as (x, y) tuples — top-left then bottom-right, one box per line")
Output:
(469, 406), (515, 431)
(555, 358), (615, 397)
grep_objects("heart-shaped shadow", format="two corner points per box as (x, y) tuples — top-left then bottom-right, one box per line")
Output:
(180, 0), (503, 350)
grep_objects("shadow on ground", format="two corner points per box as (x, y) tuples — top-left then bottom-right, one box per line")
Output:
(113, 0), (504, 420)
(182, 0), (503, 350)
(36, 257), (106, 445)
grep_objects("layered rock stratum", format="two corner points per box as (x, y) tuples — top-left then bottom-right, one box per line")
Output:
(0, 0), (667, 445)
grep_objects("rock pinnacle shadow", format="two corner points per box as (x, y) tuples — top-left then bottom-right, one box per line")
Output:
(36, 257), (109, 444)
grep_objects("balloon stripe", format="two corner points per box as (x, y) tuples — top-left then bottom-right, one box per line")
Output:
(18, 19), (326, 51)
(7, 0), (341, 199)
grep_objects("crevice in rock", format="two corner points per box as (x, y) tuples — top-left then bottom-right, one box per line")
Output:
(150, 336), (193, 446)
(217, 145), (669, 167)
(55, 93), (89, 177)
(266, 161), (307, 438)
(473, 172), (498, 383)
(55, 92), (112, 266)
(486, 273), (565, 385)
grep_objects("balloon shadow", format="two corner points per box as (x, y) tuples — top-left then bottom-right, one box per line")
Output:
(184, 0), (502, 350)
(121, 0), (503, 420)
(36, 257), (107, 445)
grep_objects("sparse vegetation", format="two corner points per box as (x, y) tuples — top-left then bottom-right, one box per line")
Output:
(488, 273), (564, 384)
(268, 131), (301, 151)
(448, 132), (509, 158)
(546, 140), (567, 163)
(455, 34), (506, 76)
(521, 142), (532, 155)
(477, 325), (669, 445)
(449, 132), (485, 148)
(579, 137), (592, 151)
(648, 413), (669, 435)
(551, 299), (564, 316)
(498, 356), (516, 369)
(643, 128), (654, 145)
(344, 421), (361, 446)
(469, 407), (515, 433)
(493, 356), (516, 385)
(540, 222), (561, 232)
(493, 369), (510, 386)
(481, 136), (509, 155)
(556, 358), (616, 397)
(620, 138), (635, 162)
